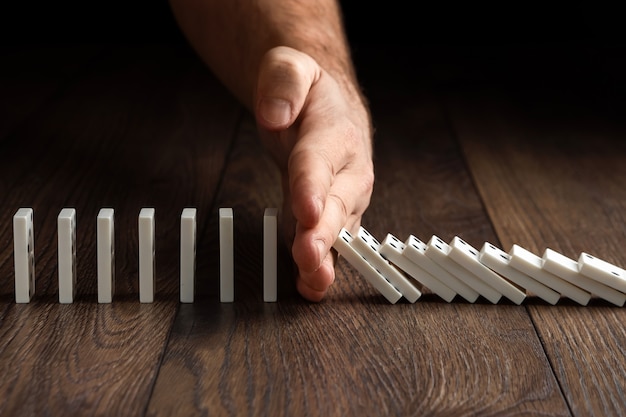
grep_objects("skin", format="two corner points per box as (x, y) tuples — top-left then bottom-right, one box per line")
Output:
(169, 0), (374, 301)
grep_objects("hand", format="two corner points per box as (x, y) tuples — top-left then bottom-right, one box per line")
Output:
(254, 46), (374, 301)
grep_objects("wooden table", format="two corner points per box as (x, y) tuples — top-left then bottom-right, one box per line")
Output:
(1, 42), (625, 416)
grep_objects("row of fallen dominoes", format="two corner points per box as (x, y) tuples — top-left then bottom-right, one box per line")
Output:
(333, 226), (626, 306)
(11, 207), (279, 304)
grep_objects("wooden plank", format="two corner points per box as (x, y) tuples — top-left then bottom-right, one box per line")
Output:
(0, 44), (239, 416)
(451, 86), (626, 416)
(147, 55), (569, 413)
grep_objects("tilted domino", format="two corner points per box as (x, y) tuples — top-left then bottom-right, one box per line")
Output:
(578, 252), (626, 294)
(351, 227), (421, 303)
(425, 235), (502, 304)
(542, 248), (626, 307)
(379, 233), (456, 302)
(14, 208), (35, 303)
(402, 235), (479, 303)
(333, 228), (402, 304)
(508, 244), (591, 305)
(449, 237), (526, 305)
(479, 242), (560, 305)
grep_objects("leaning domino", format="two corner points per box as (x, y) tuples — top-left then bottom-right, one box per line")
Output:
(58, 208), (77, 304)
(14, 208), (35, 303)
(219, 208), (234, 303)
(97, 208), (115, 303)
(379, 233), (455, 302)
(333, 228), (403, 304)
(402, 235), (479, 303)
(425, 236), (502, 304)
(139, 208), (156, 303)
(508, 245), (591, 305)
(180, 208), (197, 303)
(578, 252), (626, 294)
(479, 242), (560, 305)
(542, 248), (626, 307)
(449, 237), (526, 305)
(263, 208), (278, 302)
(351, 227), (421, 303)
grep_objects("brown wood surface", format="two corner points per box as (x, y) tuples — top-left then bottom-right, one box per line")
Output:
(449, 85), (626, 416)
(1, 43), (625, 416)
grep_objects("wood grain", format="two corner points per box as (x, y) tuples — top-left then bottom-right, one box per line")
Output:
(450, 88), (626, 416)
(0, 44), (239, 416)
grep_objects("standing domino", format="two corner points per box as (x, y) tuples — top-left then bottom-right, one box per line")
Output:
(14, 208), (35, 303)
(219, 208), (234, 303)
(425, 236), (502, 304)
(379, 233), (456, 302)
(542, 248), (626, 306)
(180, 208), (197, 303)
(351, 227), (421, 303)
(449, 237), (526, 305)
(508, 245), (591, 306)
(58, 208), (77, 304)
(479, 242), (560, 305)
(139, 208), (156, 303)
(97, 208), (115, 303)
(263, 208), (278, 302)
(403, 235), (479, 303)
(333, 228), (402, 304)
(578, 253), (626, 294)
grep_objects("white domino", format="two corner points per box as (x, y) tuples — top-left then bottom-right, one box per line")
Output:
(449, 237), (526, 305)
(479, 242), (560, 305)
(58, 208), (77, 304)
(425, 236), (502, 304)
(403, 235), (479, 303)
(219, 208), (234, 303)
(333, 228), (402, 304)
(263, 208), (278, 302)
(351, 227), (421, 303)
(542, 248), (626, 307)
(379, 233), (455, 302)
(508, 244), (591, 305)
(578, 252), (626, 294)
(180, 208), (197, 303)
(97, 208), (115, 303)
(139, 208), (155, 303)
(13, 208), (35, 303)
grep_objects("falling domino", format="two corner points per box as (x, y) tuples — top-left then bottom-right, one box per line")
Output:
(219, 208), (234, 303)
(479, 242), (560, 305)
(449, 236), (526, 305)
(263, 208), (278, 302)
(13, 208), (35, 303)
(578, 252), (626, 294)
(425, 235), (502, 304)
(379, 233), (456, 302)
(333, 228), (402, 304)
(180, 208), (197, 303)
(402, 235), (479, 303)
(508, 244), (591, 306)
(97, 208), (115, 303)
(139, 208), (156, 303)
(58, 208), (77, 304)
(542, 248), (626, 307)
(351, 227), (421, 303)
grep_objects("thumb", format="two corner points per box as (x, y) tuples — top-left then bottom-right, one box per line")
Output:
(255, 46), (321, 131)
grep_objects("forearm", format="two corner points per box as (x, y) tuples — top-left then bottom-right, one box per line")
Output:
(168, 0), (361, 110)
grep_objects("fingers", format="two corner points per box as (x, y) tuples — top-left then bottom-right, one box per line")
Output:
(255, 46), (321, 130)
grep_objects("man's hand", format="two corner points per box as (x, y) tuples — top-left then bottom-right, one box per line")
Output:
(254, 46), (374, 301)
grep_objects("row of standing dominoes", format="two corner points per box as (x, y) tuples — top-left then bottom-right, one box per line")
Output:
(333, 226), (626, 306)
(11, 207), (279, 304)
